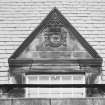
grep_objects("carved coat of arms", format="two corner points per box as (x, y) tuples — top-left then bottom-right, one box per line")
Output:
(45, 27), (66, 47)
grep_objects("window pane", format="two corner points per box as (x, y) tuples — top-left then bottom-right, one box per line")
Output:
(39, 76), (49, 80)
(62, 75), (72, 80)
(51, 75), (60, 80)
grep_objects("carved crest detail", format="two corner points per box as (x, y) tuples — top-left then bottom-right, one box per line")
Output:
(44, 27), (67, 47)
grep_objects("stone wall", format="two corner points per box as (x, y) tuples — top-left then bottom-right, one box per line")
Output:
(0, 98), (105, 105)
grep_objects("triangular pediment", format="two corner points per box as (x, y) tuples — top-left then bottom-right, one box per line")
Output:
(9, 7), (101, 60)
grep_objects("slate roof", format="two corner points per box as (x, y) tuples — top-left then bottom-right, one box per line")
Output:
(0, 0), (105, 83)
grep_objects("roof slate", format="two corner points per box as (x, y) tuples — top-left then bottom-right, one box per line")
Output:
(0, 0), (105, 82)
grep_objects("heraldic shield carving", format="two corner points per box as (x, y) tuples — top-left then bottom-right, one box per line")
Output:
(44, 12), (67, 48)
(44, 27), (67, 47)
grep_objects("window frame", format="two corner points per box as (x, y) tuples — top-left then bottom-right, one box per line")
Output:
(25, 72), (86, 98)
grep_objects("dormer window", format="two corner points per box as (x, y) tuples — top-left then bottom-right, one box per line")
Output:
(8, 8), (102, 98)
